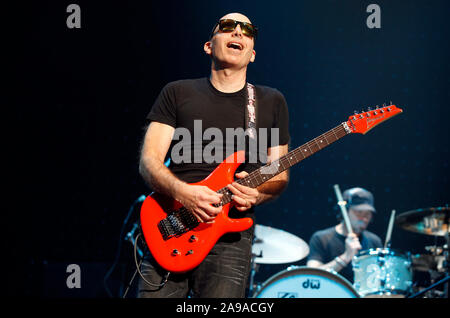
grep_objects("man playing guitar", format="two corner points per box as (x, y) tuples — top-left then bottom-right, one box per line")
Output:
(138, 12), (290, 298)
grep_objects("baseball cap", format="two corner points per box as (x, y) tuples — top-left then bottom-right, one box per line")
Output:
(342, 187), (376, 213)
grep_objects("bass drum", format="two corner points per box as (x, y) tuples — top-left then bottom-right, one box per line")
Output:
(253, 266), (360, 298)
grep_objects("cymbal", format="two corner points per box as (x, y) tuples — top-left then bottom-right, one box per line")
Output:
(395, 207), (450, 236)
(252, 224), (309, 264)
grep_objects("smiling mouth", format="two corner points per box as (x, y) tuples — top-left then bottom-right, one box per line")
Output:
(227, 42), (243, 51)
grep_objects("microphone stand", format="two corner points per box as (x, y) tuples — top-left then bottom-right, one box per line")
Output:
(103, 194), (147, 297)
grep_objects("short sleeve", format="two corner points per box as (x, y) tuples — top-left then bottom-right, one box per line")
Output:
(272, 91), (290, 146)
(146, 82), (177, 127)
(307, 232), (327, 263)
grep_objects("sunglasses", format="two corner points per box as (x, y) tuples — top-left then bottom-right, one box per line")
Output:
(211, 19), (258, 39)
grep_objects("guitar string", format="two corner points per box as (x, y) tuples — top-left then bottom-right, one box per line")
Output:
(241, 124), (348, 187)
(216, 124), (347, 204)
(208, 124), (347, 208)
(228, 124), (348, 194)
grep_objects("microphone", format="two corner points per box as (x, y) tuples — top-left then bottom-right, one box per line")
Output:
(136, 194), (146, 203)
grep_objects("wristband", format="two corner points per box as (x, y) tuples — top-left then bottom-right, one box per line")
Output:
(334, 256), (347, 267)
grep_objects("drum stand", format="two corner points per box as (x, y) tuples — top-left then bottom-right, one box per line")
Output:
(248, 251), (262, 297)
(409, 276), (450, 298)
(409, 229), (450, 298)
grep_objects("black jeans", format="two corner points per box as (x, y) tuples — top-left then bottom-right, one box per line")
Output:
(137, 227), (254, 298)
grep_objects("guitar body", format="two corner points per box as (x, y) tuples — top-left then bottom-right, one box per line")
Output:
(140, 150), (254, 273)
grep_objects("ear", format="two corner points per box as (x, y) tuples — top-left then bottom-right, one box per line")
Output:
(249, 49), (256, 63)
(204, 41), (212, 55)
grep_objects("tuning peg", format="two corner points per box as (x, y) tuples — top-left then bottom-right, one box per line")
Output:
(367, 106), (372, 111)
(375, 105), (379, 109)
(390, 101), (393, 105)
(354, 110), (359, 115)
(383, 103), (386, 107)
(361, 108), (365, 113)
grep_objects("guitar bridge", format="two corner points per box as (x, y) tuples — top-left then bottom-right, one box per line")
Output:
(158, 208), (200, 241)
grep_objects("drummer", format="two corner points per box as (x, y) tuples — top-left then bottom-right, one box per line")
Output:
(307, 187), (383, 283)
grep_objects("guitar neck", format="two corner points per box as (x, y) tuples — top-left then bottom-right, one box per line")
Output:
(218, 122), (351, 204)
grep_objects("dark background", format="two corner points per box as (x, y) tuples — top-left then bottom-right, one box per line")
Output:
(10, 0), (449, 297)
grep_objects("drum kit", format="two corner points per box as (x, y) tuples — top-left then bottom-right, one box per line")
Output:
(250, 206), (449, 298)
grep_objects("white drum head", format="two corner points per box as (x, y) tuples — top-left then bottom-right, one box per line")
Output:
(253, 266), (360, 298)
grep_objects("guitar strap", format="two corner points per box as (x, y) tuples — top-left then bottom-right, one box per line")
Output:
(245, 83), (257, 140)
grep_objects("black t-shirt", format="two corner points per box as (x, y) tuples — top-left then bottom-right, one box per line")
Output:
(147, 77), (290, 183)
(307, 226), (383, 283)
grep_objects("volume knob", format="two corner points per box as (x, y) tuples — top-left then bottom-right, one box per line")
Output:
(171, 249), (180, 256)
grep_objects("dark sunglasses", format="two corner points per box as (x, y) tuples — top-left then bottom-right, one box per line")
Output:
(210, 19), (258, 39)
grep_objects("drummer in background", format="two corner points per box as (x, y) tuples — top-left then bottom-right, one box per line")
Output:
(307, 187), (383, 283)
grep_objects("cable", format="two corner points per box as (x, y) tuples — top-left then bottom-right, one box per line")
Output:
(132, 232), (170, 290)
(121, 263), (139, 298)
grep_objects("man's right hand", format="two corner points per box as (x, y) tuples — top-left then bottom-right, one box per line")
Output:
(175, 184), (223, 223)
(342, 233), (362, 263)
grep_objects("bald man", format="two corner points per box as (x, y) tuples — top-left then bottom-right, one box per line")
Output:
(137, 13), (290, 298)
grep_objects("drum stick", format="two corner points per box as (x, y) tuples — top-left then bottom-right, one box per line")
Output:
(333, 184), (353, 235)
(384, 209), (396, 248)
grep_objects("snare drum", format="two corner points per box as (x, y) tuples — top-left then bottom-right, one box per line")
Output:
(253, 266), (360, 298)
(352, 248), (412, 297)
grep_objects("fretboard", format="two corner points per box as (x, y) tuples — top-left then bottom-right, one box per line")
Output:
(217, 123), (350, 205)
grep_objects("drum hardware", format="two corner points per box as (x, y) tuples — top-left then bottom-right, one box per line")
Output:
(376, 255), (387, 290)
(248, 250), (262, 296)
(396, 206), (449, 298)
(425, 245), (444, 255)
(409, 275), (450, 298)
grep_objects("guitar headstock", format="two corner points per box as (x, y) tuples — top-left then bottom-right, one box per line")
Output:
(347, 104), (403, 134)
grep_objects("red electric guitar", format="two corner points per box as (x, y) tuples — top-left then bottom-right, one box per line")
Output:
(140, 104), (403, 273)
